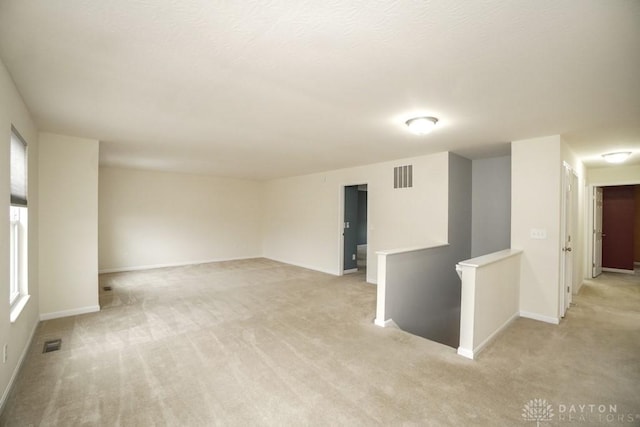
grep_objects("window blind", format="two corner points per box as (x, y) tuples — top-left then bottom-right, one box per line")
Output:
(10, 128), (27, 207)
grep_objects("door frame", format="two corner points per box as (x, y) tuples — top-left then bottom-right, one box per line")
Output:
(338, 182), (369, 276)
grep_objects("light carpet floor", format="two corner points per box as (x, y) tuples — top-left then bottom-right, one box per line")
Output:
(1, 258), (639, 426)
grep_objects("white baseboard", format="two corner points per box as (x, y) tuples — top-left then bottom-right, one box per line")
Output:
(0, 318), (38, 414)
(343, 268), (358, 274)
(374, 318), (394, 328)
(519, 311), (560, 325)
(99, 255), (261, 274)
(457, 347), (474, 360)
(602, 267), (635, 275)
(457, 312), (519, 360)
(262, 257), (338, 276)
(469, 312), (520, 359)
(40, 305), (100, 321)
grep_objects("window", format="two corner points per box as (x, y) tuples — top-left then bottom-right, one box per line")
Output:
(9, 126), (29, 321)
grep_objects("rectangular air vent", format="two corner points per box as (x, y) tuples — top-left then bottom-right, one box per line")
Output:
(43, 339), (62, 353)
(103, 286), (112, 291)
(394, 165), (413, 189)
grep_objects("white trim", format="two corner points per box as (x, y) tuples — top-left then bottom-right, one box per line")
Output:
(9, 294), (31, 324)
(461, 312), (519, 360)
(0, 318), (38, 414)
(457, 347), (474, 359)
(98, 255), (261, 274)
(519, 311), (560, 325)
(40, 305), (100, 321)
(588, 185), (602, 279)
(602, 267), (635, 275)
(262, 257), (338, 276)
(343, 268), (358, 274)
(458, 249), (523, 268)
(376, 242), (448, 256)
(376, 254), (388, 325)
(374, 318), (394, 328)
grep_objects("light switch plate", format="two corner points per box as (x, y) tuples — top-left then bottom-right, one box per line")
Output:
(530, 228), (547, 239)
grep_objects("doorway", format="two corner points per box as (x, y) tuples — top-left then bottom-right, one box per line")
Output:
(590, 184), (640, 278)
(602, 185), (636, 272)
(342, 184), (368, 274)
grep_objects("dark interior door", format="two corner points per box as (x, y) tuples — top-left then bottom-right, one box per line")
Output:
(602, 185), (635, 270)
(343, 186), (358, 271)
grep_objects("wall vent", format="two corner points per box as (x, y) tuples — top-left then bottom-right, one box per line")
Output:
(43, 339), (62, 353)
(394, 165), (413, 189)
(103, 286), (112, 291)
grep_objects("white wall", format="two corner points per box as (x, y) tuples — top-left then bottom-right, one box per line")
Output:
(263, 152), (450, 283)
(471, 156), (511, 257)
(0, 59), (40, 411)
(587, 165), (640, 185)
(99, 167), (264, 272)
(39, 133), (99, 319)
(511, 136), (562, 323)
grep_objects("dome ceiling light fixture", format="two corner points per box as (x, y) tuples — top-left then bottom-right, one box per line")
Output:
(405, 116), (438, 135)
(602, 151), (632, 164)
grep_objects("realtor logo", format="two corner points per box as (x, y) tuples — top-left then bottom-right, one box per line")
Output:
(522, 399), (554, 426)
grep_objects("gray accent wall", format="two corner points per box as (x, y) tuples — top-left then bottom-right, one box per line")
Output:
(357, 189), (367, 245)
(471, 156), (511, 257)
(449, 153), (473, 256)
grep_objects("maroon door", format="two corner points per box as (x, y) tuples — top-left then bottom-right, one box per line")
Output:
(602, 185), (635, 270)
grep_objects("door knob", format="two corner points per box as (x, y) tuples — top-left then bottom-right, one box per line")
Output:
(566, 247), (572, 252)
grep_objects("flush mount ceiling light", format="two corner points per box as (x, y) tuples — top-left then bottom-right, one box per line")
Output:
(602, 151), (632, 164)
(405, 116), (438, 135)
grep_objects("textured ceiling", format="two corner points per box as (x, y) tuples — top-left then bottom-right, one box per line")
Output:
(1, 0), (639, 179)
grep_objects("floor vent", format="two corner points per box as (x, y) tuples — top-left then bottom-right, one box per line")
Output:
(43, 339), (62, 353)
(103, 286), (112, 291)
